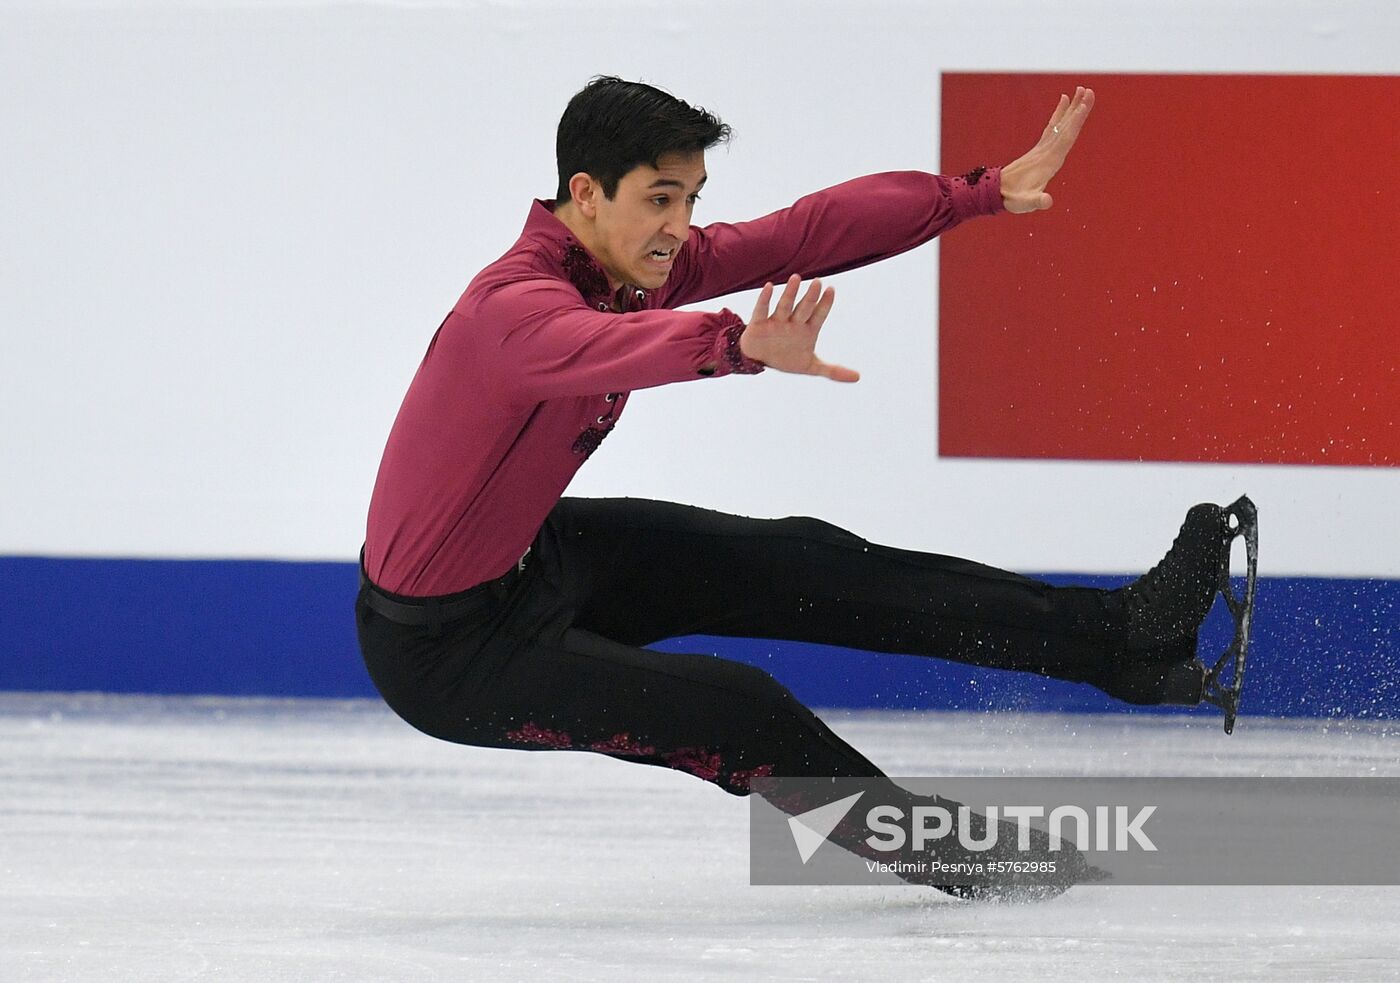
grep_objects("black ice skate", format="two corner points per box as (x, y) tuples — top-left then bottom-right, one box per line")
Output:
(1120, 496), (1258, 734)
(1123, 502), (1232, 651)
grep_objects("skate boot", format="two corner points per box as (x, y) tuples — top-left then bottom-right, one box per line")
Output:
(1102, 635), (1206, 706)
(1122, 503), (1231, 652)
(1118, 496), (1259, 734)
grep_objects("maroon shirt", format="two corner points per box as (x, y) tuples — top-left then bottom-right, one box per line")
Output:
(365, 168), (1004, 596)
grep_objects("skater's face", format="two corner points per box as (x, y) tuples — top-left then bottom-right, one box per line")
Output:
(568, 151), (706, 292)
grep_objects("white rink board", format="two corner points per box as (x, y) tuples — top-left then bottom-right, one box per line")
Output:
(3, 694), (1398, 982)
(2, 2), (1399, 577)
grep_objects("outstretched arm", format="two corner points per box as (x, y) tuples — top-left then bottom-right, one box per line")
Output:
(658, 170), (1001, 309)
(662, 86), (1097, 309)
(479, 278), (763, 403)
(732, 89), (1097, 384)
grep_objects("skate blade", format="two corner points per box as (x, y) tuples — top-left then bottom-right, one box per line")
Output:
(1203, 495), (1257, 735)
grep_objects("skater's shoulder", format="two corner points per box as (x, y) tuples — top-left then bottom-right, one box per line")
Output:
(457, 210), (591, 309)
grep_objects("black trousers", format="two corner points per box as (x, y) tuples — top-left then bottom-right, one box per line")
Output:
(356, 497), (1132, 796)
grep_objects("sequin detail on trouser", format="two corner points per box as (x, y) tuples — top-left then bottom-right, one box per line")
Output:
(505, 728), (767, 793)
(505, 721), (573, 749)
(589, 732), (657, 757)
(726, 764), (775, 794)
(665, 746), (723, 782)
(665, 748), (775, 793)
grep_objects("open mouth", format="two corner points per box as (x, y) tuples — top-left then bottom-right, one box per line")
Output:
(646, 247), (675, 263)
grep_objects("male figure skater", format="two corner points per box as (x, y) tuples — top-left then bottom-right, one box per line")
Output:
(357, 77), (1251, 895)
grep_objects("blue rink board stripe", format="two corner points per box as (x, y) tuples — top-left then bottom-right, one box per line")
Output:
(0, 556), (1395, 719)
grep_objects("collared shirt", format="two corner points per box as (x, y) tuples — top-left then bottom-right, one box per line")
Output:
(365, 167), (1004, 596)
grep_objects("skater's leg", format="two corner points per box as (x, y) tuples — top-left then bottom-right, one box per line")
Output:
(356, 593), (1081, 897)
(546, 497), (1128, 690)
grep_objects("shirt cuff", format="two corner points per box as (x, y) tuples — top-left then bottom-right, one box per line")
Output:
(703, 310), (765, 377)
(946, 165), (1005, 222)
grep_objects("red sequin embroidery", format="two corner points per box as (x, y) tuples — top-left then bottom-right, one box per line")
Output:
(505, 721), (573, 749)
(589, 732), (657, 757)
(571, 424), (613, 458)
(562, 243), (609, 303)
(725, 764), (775, 793)
(664, 747), (724, 782)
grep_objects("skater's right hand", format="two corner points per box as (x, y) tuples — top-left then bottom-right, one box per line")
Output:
(740, 275), (859, 383)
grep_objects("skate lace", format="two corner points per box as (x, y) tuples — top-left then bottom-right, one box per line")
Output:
(1127, 527), (1190, 611)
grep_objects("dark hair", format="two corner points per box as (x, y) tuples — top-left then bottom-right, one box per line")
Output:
(555, 76), (731, 202)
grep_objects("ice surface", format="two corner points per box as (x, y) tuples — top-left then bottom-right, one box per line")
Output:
(2, 694), (1397, 982)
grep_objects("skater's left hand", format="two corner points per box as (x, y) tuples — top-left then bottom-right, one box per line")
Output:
(999, 85), (1095, 214)
(740, 274), (859, 383)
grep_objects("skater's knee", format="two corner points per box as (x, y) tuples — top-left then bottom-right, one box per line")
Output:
(376, 691), (467, 744)
(690, 659), (789, 726)
(725, 659), (799, 710)
(729, 665), (829, 751)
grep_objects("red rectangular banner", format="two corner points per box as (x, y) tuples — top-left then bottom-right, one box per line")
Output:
(939, 73), (1399, 466)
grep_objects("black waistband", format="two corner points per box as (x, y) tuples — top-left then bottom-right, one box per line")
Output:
(357, 548), (528, 628)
